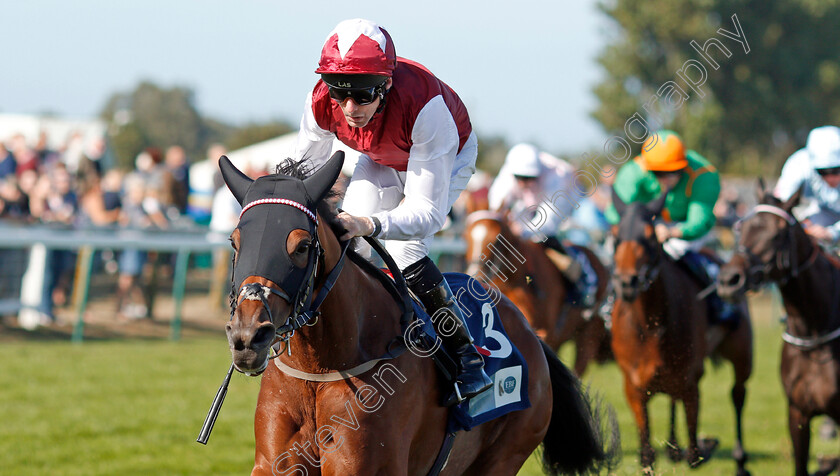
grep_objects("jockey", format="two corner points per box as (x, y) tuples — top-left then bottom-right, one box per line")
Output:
(605, 130), (739, 328)
(775, 125), (840, 245)
(293, 18), (491, 406)
(488, 143), (598, 307)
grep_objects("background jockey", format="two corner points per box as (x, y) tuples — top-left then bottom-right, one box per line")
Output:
(488, 143), (598, 307)
(605, 130), (739, 336)
(292, 18), (491, 406)
(775, 125), (840, 246)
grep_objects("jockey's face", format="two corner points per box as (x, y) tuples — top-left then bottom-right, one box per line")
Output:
(817, 167), (840, 188)
(514, 175), (539, 191)
(653, 170), (683, 190)
(336, 78), (392, 128)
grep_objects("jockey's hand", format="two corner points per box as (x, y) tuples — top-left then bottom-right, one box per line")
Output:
(655, 224), (681, 242)
(805, 224), (833, 242)
(335, 212), (375, 241)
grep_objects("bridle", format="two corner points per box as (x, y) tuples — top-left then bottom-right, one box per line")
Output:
(614, 232), (663, 295)
(732, 204), (819, 290)
(230, 199), (350, 364)
(732, 203), (838, 350)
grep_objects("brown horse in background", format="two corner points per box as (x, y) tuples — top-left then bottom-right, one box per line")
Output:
(718, 182), (840, 476)
(463, 211), (612, 376)
(220, 153), (618, 476)
(611, 189), (753, 475)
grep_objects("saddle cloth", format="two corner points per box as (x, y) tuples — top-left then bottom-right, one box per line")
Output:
(415, 272), (531, 432)
(564, 245), (599, 308)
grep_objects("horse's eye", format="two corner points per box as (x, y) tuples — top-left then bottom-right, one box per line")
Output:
(296, 242), (310, 255)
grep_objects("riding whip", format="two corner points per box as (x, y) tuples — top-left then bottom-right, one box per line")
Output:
(196, 363), (234, 445)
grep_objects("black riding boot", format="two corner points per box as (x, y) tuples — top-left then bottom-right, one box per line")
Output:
(404, 257), (493, 407)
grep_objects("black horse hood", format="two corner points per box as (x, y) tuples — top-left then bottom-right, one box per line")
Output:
(220, 152), (344, 296)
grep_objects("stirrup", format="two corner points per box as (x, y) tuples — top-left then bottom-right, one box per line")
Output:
(453, 382), (464, 404)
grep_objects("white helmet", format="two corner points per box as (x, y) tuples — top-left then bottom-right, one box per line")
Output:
(505, 143), (541, 178)
(806, 126), (840, 170)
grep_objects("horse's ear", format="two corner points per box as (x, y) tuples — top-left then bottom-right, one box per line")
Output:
(756, 177), (767, 202)
(304, 151), (345, 203)
(219, 155), (252, 205)
(782, 183), (804, 212)
(611, 186), (626, 217)
(647, 189), (669, 216)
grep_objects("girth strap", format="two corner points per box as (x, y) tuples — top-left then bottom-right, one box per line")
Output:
(427, 431), (457, 476)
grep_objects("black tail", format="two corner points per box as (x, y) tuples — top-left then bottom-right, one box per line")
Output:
(540, 340), (620, 475)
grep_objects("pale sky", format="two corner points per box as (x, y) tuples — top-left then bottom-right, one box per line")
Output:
(1, 0), (610, 156)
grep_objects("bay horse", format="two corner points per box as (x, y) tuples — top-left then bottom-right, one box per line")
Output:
(611, 188), (753, 475)
(717, 181), (840, 476)
(463, 211), (612, 376)
(219, 152), (618, 475)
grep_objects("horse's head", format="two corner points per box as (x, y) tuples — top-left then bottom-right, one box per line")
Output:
(221, 152), (344, 375)
(463, 211), (508, 277)
(610, 187), (668, 302)
(717, 179), (804, 299)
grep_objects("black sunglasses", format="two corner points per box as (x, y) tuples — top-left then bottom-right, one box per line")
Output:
(328, 81), (386, 106)
(652, 170), (682, 178)
(817, 167), (840, 177)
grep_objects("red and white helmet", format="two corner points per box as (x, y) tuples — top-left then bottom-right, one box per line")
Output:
(315, 19), (397, 77)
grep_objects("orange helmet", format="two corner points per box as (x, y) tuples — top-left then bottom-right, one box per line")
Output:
(641, 130), (688, 172)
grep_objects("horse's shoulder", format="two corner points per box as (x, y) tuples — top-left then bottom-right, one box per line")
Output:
(822, 249), (840, 270)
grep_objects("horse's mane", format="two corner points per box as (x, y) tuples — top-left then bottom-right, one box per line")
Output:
(759, 190), (783, 207)
(617, 202), (657, 243)
(275, 158), (348, 240)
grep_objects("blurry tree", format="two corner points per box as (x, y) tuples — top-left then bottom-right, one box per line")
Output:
(593, 0), (840, 175)
(225, 121), (294, 152)
(476, 135), (509, 175)
(100, 82), (228, 169)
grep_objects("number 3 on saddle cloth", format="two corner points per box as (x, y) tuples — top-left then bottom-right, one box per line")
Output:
(409, 272), (531, 432)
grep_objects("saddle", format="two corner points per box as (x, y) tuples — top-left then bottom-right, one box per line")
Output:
(541, 239), (600, 310)
(411, 273), (531, 432)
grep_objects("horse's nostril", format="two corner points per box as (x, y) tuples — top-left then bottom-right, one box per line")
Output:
(252, 325), (275, 349)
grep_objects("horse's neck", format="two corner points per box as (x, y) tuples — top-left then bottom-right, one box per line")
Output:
(287, 256), (401, 372)
(779, 248), (840, 336)
(483, 227), (532, 286)
(636, 258), (682, 327)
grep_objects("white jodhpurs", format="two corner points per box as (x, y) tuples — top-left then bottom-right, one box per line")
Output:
(342, 133), (477, 270)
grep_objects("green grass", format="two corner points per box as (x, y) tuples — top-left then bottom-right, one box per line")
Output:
(1, 291), (836, 475)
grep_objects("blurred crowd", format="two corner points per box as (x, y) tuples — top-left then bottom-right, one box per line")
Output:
(0, 130), (275, 322)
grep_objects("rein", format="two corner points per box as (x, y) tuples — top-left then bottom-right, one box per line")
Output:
(267, 234), (416, 381)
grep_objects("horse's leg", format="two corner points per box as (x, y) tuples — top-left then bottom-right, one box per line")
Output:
(726, 318), (753, 476)
(666, 398), (682, 462)
(789, 405), (812, 476)
(625, 380), (654, 469)
(683, 385), (711, 468)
